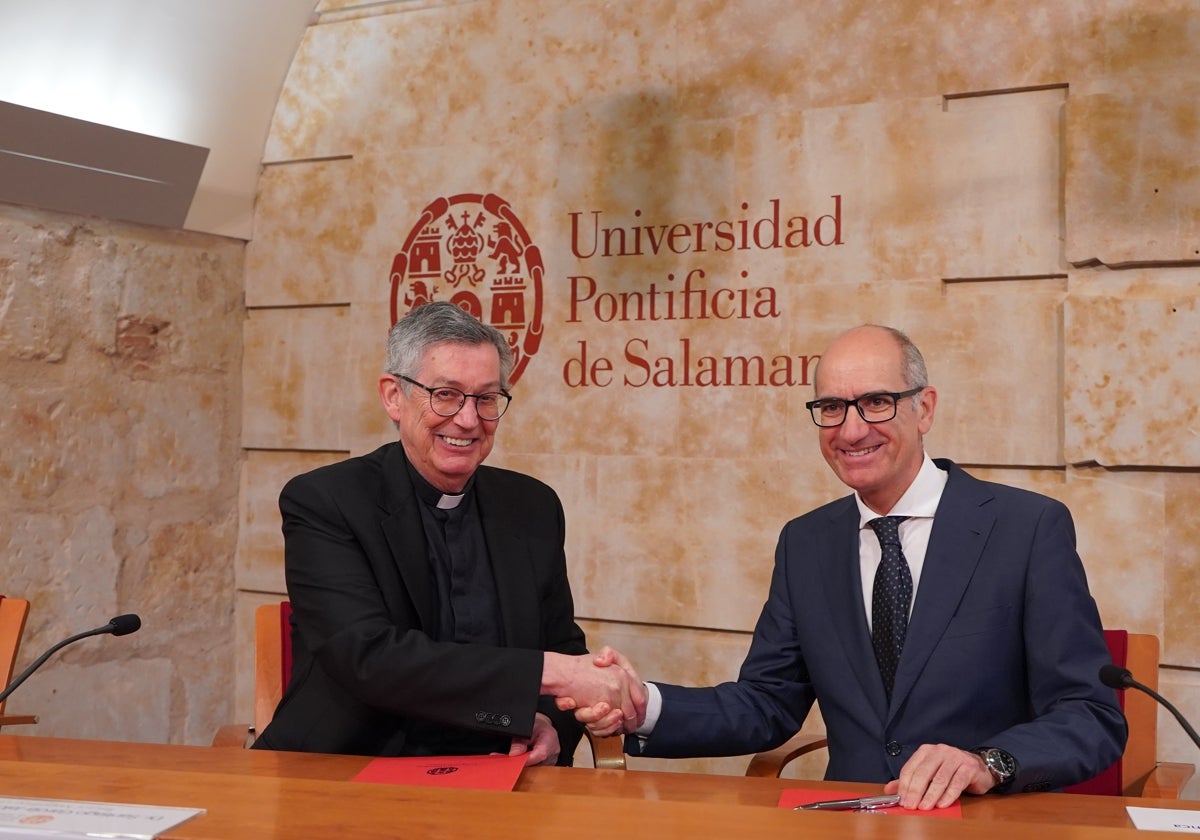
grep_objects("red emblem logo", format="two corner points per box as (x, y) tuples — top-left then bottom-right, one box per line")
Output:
(389, 193), (544, 384)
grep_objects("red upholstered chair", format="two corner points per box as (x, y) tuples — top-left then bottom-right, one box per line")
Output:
(1064, 631), (1195, 798)
(748, 630), (1195, 798)
(0, 595), (38, 729)
(212, 601), (625, 769)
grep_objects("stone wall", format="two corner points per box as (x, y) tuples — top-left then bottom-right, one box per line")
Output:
(236, 0), (1200, 789)
(4, 0), (1185, 786)
(0, 203), (244, 745)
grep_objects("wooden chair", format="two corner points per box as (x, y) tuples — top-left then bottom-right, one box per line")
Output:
(210, 601), (290, 748)
(212, 601), (626, 769)
(744, 630), (1195, 798)
(0, 596), (38, 729)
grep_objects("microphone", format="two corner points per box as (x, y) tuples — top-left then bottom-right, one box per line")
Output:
(0, 614), (142, 705)
(1100, 664), (1200, 750)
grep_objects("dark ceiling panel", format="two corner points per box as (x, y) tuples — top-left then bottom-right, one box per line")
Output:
(0, 101), (209, 228)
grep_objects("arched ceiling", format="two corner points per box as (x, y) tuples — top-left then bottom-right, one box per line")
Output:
(0, 0), (320, 239)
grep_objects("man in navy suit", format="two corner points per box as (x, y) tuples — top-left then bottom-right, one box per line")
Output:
(255, 301), (644, 764)
(577, 324), (1125, 807)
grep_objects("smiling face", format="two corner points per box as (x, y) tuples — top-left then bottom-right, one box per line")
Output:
(378, 340), (503, 493)
(813, 326), (936, 515)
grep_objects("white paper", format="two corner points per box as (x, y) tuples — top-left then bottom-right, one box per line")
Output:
(1127, 806), (1200, 834)
(0, 796), (204, 839)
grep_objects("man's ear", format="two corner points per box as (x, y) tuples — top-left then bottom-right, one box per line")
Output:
(379, 375), (404, 424)
(916, 385), (937, 435)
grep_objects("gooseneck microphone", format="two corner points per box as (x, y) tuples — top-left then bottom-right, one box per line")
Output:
(0, 614), (142, 705)
(1100, 663), (1200, 750)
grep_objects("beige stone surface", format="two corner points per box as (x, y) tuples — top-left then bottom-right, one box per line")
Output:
(937, 0), (1200, 97)
(9, 659), (174, 743)
(269, 1), (678, 163)
(937, 89), (1067, 279)
(2, 0), (1197, 773)
(1163, 473), (1200, 667)
(1066, 92), (1200, 266)
(237, 450), (350, 594)
(242, 306), (355, 450)
(1064, 294), (1200, 467)
(0, 202), (243, 746)
(243, 0), (1200, 777)
(675, 1), (940, 115)
(245, 158), (365, 307)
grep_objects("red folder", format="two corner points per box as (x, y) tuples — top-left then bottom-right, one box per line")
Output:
(352, 753), (526, 791)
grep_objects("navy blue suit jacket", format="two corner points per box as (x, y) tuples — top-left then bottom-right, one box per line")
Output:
(630, 460), (1126, 792)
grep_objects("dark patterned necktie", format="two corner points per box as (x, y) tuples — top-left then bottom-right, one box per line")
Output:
(869, 516), (911, 700)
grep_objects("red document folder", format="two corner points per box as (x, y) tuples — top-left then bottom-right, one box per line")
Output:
(353, 753), (527, 791)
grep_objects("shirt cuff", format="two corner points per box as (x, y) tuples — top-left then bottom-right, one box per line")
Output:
(634, 681), (663, 737)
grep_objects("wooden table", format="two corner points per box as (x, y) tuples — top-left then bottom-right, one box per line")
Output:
(0, 735), (1194, 838)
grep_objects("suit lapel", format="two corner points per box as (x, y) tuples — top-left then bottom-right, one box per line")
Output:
(821, 498), (891, 721)
(888, 462), (996, 718)
(474, 469), (540, 649)
(379, 445), (437, 631)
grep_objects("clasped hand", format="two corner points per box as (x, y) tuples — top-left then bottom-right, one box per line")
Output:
(543, 647), (646, 737)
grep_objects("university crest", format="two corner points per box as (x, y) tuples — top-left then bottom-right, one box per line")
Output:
(389, 193), (544, 384)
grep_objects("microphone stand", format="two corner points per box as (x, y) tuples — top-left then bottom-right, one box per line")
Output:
(0, 623), (124, 706)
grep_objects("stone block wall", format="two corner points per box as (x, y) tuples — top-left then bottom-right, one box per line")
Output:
(0, 203), (244, 746)
(7, 0), (1194, 790)
(234, 1), (1200, 787)
(237, 0), (1200, 787)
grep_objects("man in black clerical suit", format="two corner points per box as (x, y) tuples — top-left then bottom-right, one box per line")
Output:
(254, 301), (643, 764)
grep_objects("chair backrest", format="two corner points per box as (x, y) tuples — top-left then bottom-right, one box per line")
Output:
(0, 596), (31, 715)
(1063, 630), (1159, 795)
(253, 601), (292, 736)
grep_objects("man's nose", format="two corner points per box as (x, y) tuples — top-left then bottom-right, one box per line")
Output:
(455, 396), (482, 424)
(838, 405), (871, 437)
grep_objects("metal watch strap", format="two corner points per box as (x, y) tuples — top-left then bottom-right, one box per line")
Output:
(975, 747), (1014, 788)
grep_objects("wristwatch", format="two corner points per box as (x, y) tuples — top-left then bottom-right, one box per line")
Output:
(975, 747), (1016, 789)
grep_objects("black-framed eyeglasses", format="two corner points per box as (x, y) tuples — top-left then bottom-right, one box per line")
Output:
(396, 375), (512, 421)
(805, 387), (925, 428)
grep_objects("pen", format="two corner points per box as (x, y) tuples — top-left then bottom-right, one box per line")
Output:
(795, 794), (902, 811)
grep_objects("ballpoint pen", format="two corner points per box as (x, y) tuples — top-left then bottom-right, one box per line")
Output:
(794, 794), (902, 811)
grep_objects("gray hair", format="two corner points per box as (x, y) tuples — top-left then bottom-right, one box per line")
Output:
(385, 301), (514, 389)
(872, 325), (928, 410)
(879, 325), (928, 390)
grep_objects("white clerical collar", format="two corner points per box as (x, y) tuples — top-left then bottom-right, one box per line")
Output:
(437, 493), (466, 510)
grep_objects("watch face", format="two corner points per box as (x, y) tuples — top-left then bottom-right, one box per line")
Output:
(988, 749), (1015, 778)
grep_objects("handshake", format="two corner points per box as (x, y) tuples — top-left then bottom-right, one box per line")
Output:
(542, 647), (646, 737)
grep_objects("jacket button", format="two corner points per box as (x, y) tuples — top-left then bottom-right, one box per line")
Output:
(886, 741), (902, 756)
(500, 715), (512, 727)
(475, 712), (485, 722)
